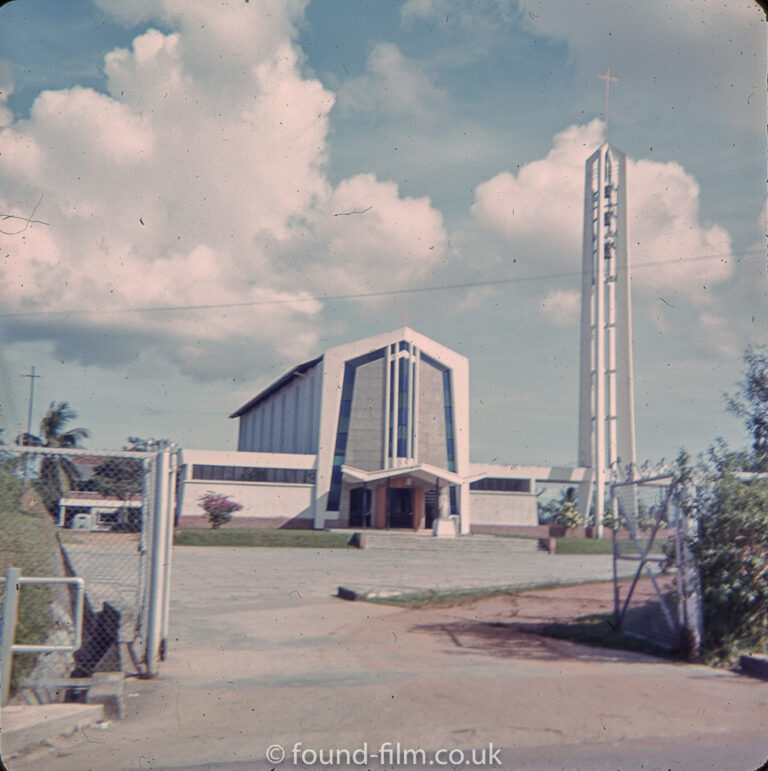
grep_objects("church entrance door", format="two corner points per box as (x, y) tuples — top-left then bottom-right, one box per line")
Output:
(349, 488), (372, 528)
(387, 488), (413, 529)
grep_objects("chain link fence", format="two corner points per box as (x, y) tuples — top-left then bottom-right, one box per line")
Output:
(0, 446), (174, 704)
(611, 475), (703, 657)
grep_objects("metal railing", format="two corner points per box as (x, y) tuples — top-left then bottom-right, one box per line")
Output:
(0, 568), (85, 704)
(0, 445), (176, 704)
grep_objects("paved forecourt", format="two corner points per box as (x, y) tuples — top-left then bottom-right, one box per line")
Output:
(172, 535), (625, 602)
(8, 541), (767, 771)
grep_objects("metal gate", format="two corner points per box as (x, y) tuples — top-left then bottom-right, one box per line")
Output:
(0, 445), (175, 705)
(611, 473), (703, 657)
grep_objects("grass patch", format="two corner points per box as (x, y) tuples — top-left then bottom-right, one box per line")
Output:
(364, 581), (586, 609)
(491, 533), (665, 555)
(173, 528), (353, 549)
(540, 613), (674, 658)
(552, 537), (664, 555)
(0, 473), (62, 695)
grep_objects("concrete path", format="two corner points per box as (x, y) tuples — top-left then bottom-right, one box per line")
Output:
(5, 544), (768, 770)
(168, 537), (627, 601)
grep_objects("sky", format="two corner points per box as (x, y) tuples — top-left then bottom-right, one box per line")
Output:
(0, 0), (765, 468)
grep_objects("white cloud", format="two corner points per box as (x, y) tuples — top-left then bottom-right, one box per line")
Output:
(472, 119), (604, 267)
(314, 173), (447, 290)
(695, 311), (741, 359)
(471, 119), (736, 314)
(270, 173), (448, 297)
(401, 0), (452, 24)
(0, 1), (450, 380)
(628, 159), (732, 298)
(337, 42), (446, 122)
(540, 289), (580, 326)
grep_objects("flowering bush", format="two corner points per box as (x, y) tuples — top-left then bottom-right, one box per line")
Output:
(198, 491), (243, 528)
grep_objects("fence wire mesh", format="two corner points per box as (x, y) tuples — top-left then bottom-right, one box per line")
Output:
(0, 446), (163, 703)
(611, 475), (703, 657)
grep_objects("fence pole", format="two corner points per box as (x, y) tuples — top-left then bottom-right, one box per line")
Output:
(0, 567), (21, 706)
(610, 484), (621, 628)
(144, 448), (171, 676)
(159, 448), (178, 657)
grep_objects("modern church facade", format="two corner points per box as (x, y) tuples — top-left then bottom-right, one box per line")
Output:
(175, 327), (575, 533)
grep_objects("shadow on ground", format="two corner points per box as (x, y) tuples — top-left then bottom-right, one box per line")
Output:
(404, 581), (676, 664)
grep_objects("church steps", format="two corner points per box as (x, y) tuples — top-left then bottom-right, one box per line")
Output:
(333, 530), (540, 553)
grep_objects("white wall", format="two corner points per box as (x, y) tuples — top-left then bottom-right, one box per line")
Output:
(176, 448), (317, 523)
(179, 448), (317, 469)
(469, 491), (538, 527)
(178, 478), (314, 521)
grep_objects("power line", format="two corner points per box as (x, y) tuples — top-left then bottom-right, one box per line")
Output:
(0, 248), (761, 320)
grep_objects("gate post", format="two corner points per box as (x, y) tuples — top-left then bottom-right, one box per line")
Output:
(160, 447), (178, 656)
(144, 449), (171, 675)
(1, 567), (21, 706)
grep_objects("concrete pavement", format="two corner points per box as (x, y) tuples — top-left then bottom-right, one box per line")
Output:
(2, 704), (105, 757)
(5, 542), (768, 770)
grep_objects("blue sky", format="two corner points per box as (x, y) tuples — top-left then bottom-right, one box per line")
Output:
(0, 0), (765, 467)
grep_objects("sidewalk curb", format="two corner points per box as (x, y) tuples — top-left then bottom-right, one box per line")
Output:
(2, 703), (105, 756)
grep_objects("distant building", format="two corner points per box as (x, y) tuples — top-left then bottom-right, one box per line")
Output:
(58, 491), (142, 531)
(175, 327), (584, 532)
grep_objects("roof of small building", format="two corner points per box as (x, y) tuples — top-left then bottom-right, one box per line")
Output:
(59, 491), (143, 505)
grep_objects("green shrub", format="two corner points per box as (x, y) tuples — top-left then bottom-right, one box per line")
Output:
(674, 449), (768, 662)
(689, 470), (768, 661)
(0, 458), (62, 694)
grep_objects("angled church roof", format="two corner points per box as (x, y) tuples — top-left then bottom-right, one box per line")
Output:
(229, 355), (323, 418)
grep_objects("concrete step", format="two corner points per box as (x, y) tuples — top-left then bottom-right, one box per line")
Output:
(339, 531), (541, 553)
(2, 702), (105, 757)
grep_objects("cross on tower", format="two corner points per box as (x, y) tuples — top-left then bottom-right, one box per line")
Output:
(598, 69), (619, 130)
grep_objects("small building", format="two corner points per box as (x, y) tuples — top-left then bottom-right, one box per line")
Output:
(175, 327), (577, 532)
(58, 491), (143, 531)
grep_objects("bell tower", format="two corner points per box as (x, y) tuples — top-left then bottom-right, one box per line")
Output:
(577, 142), (637, 536)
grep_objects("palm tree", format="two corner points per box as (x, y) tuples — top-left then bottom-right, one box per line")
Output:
(37, 402), (89, 449)
(16, 402), (90, 516)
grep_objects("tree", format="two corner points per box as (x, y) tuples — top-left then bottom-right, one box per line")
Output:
(15, 401), (90, 517)
(124, 436), (171, 452)
(726, 345), (768, 470)
(670, 346), (768, 661)
(674, 448), (768, 661)
(85, 438), (166, 531)
(89, 457), (145, 531)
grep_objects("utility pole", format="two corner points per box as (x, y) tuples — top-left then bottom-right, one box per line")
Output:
(21, 366), (40, 445)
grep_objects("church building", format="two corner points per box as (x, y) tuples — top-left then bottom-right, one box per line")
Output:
(175, 327), (584, 532)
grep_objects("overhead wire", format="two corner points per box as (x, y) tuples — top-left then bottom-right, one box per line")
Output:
(0, 247), (761, 320)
